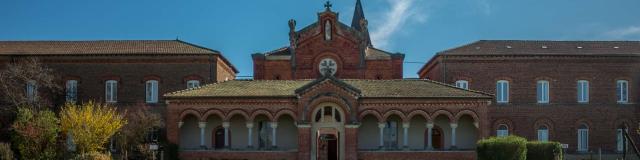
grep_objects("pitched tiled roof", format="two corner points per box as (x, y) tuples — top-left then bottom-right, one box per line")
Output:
(438, 40), (640, 56)
(165, 79), (492, 99)
(264, 47), (291, 56)
(0, 40), (219, 55)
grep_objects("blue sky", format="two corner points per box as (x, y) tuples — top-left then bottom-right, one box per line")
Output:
(1, 0), (639, 78)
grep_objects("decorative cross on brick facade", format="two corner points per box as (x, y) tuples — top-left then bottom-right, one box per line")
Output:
(324, 1), (332, 10)
(320, 59), (336, 76)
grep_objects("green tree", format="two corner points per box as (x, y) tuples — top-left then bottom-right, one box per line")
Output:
(60, 101), (126, 155)
(114, 104), (163, 159)
(11, 107), (60, 160)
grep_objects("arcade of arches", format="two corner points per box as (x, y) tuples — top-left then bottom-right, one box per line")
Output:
(165, 77), (492, 160)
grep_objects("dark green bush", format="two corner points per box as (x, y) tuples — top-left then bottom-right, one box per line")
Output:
(477, 136), (528, 160)
(526, 141), (563, 160)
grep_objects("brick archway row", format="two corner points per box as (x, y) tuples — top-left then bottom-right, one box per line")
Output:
(178, 108), (297, 122)
(358, 109), (480, 124)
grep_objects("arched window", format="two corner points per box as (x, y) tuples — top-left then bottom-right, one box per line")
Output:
(146, 80), (159, 103)
(455, 80), (469, 89)
(577, 80), (589, 103)
(617, 80), (629, 103)
(187, 80), (200, 89)
(496, 80), (509, 103)
(66, 80), (78, 102)
(577, 124), (589, 152)
(537, 125), (549, 142)
(497, 124), (509, 137)
(105, 80), (117, 103)
(537, 80), (549, 103)
(314, 106), (341, 123)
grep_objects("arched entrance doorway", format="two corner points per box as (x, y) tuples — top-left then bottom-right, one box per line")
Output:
(213, 126), (225, 149)
(311, 102), (345, 160)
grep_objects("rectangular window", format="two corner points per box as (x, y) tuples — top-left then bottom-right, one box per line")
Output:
(105, 80), (117, 103)
(455, 80), (469, 89)
(577, 80), (589, 103)
(187, 80), (200, 89)
(26, 80), (37, 103)
(617, 80), (628, 103)
(578, 129), (589, 151)
(497, 130), (508, 137)
(66, 80), (78, 102)
(617, 129), (628, 152)
(496, 80), (509, 103)
(537, 80), (549, 103)
(146, 80), (158, 103)
(537, 129), (549, 142)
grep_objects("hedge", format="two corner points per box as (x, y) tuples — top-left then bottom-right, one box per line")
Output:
(477, 136), (563, 160)
(526, 141), (563, 160)
(477, 136), (528, 160)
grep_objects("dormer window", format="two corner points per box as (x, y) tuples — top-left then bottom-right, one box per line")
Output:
(324, 20), (332, 41)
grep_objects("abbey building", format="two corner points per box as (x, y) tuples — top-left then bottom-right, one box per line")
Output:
(0, 0), (638, 160)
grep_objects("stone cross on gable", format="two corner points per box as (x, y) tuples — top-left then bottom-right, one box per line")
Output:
(320, 59), (336, 76)
(324, 1), (332, 10)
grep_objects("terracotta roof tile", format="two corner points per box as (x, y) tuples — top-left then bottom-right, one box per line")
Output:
(0, 40), (218, 55)
(439, 40), (640, 56)
(164, 79), (492, 99)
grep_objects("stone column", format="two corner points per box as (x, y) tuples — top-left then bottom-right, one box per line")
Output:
(378, 123), (385, 149)
(450, 123), (458, 150)
(270, 122), (278, 148)
(222, 122), (230, 148)
(402, 122), (410, 149)
(246, 122), (254, 148)
(198, 122), (206, 149)
(426, 122), (434, 150)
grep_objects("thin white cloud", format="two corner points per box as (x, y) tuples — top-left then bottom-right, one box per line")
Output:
(477, 0), (492, 15)
(371, 0), (426, 49)
(605, 26), (640, 39)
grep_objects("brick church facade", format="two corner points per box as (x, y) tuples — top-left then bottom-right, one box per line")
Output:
(1, 1), (639, 160)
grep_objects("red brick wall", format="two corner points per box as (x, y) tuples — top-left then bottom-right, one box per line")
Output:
(0, 54), (235, 106)
(252, 10), (404, 80)
(357, 151), (476, 160)
(216, 56), (237, 82)
(420, 55), (640, 153)
(180, 151), (298, 160)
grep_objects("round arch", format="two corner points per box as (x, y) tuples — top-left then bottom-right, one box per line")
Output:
(431, 110), (455, 123)
(492, 118), (515, 135)
(179, 109), (201, 121)
(382, 109), (407, 123)
(454, 110), (479, 123)
(274, 109), (297, 121)
(224, 109), (250, 121)
(201, 109), (224, 121)
(358, 109), (383, 123)
(407, 110), (430, 122)
(250, 109), (274, 122)
(304, 94), (352, 122)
